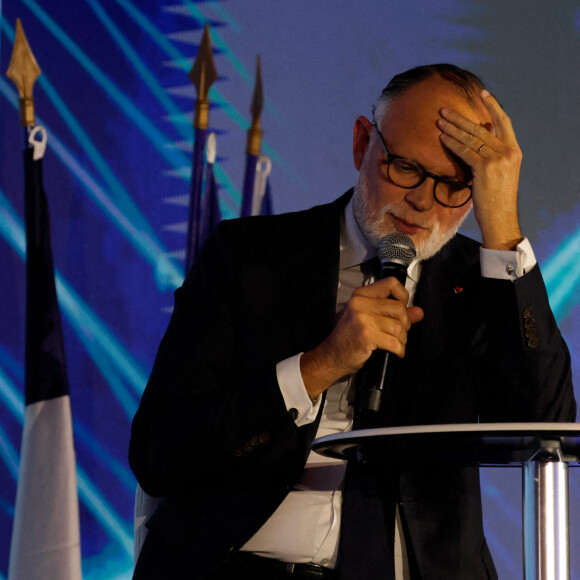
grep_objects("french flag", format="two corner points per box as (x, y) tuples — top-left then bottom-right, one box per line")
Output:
(9, 146), (82, 579)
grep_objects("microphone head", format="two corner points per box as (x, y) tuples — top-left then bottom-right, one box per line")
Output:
(377, 233), (416, 267)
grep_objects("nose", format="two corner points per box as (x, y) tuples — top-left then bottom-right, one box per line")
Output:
(404, 177), (435, 212)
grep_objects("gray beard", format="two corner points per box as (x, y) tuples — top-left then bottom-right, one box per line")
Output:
(352, 170), (468, 261)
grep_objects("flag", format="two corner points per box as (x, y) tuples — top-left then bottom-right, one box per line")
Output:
(241, 155), (273, 217)
(240, 151), (259, 217)
(184, 124), (208, 272)
(241, 56), (264, 218)
(260, 177), (273, 216)
(199, 132), (221, 246)
(8, 143), (82, 580)
(185, 23), (217, 274)
(250, 155), (273, 217)
(242, 155), (273, 217)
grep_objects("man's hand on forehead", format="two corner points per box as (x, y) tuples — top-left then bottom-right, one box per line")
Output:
(434, 90), (523, 251)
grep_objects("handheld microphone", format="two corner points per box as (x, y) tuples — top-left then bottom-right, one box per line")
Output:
(355, 233), (416, 415)
(377, 232), (417, 285)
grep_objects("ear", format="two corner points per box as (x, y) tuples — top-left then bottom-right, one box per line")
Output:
(353, 116), (374, 171)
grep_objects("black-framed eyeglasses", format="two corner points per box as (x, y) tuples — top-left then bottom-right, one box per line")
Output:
(372, 123), (472, 209)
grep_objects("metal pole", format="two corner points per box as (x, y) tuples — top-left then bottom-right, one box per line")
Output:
(523, 443), (569, 580)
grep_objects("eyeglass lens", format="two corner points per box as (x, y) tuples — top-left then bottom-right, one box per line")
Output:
(386, 158), (471, 208)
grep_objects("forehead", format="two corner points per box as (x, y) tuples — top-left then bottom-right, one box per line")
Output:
(380, 76), (491, 161)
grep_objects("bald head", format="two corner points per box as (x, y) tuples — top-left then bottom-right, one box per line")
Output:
(379, 75), (493, 161)
(372, 64), (487, 125)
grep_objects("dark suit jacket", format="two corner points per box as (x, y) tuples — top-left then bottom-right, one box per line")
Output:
(129, 192), (575, 580)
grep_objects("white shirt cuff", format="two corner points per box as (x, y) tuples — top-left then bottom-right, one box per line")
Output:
(479, 237), (537, 281)
(276, 353), (322, 426)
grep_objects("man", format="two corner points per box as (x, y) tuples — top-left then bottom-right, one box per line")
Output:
(130, 65), (575, 580)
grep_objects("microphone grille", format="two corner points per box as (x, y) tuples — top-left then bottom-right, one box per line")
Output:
(377, 233), (416, 266)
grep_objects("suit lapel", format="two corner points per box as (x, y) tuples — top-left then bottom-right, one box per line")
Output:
(280, 193), (350, 355)
(412, 234), (480, 357)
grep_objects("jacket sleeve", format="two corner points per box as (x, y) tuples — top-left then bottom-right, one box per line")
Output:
(129, 221), (308, 498)
(392, 244), (576, 428)
(477, 264), (576, 423)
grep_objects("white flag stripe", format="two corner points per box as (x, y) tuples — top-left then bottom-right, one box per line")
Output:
(251, 155), (271, 216)
(8, 395), (82, 580)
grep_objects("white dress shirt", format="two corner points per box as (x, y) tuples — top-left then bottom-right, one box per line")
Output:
(241, 198), (536, 573)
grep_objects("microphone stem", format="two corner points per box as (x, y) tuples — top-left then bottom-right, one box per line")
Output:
(379, 352), (389, 389)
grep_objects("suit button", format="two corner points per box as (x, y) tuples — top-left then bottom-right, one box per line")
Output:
(289, 408), (299, 420)
(528, 336), (539, 348)
(523, 306), (534, 319)
(259, 432), (270, 444)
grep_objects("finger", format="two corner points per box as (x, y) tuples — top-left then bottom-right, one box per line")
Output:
(382, 277), (412, 304)
(369, 303), (424, 339)
(379, 306), (424, 357)
(354, 276), (410, 303)
(340, 304), (424, 359)
(349, 295), (410, 328)
(346, 293), (413, 334)
(438, 107), (501, 152)
(439, 132), (484, 168)
(363, 321), (408, 357)
(372, 312), (420, 357)
(479, 90), (518, 146)
(373, 319), (408, 348)
(437, 117), (497, 158)
(336, 309), (406, 358)
(408, 306), (424, 324)
(378, 334), (406, 358)
(379, 305), (424, 338)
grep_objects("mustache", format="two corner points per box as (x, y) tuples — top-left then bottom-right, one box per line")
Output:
(378, 205), (431, 230)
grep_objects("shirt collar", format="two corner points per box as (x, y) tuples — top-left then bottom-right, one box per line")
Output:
(340, 196), (421, 283)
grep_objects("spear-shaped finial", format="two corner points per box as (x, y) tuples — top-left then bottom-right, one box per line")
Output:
(246, 55), (264, 156)
(6, 18), (42, 127)
(188, 23), (217, 130)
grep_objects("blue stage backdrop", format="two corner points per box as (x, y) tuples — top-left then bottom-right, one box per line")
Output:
(1, 2), (579, 579)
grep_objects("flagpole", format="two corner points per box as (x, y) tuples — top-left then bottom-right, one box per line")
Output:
(6, 18), (83, 580)
(241, 55), (264, 217)
(6, 18), (40, 147)
(185, 23), (217, 274)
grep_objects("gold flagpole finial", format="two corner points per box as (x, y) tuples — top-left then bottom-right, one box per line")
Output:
(6, 19), (42, 127)
(188, 23), (218, 130)
(246, 55), (264, 156)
